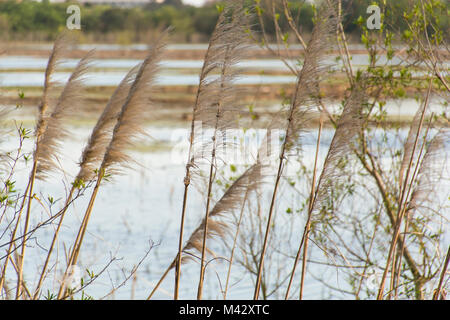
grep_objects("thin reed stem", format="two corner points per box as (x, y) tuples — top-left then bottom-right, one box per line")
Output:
(223, 191), (249, 299)
(196, 40), (233, 300)
(57, 171), (103, 299)
(433, 246), (450, 300)
(285, 119), (323, 299)
(0, 178), (32, 294)
(253, 3), (336, 299)
(148, 260), (174, 300)
(175, 41), (220, 297)
(174, 184), (189, 300)
(71, 176), (103, 267)
(299, 119), (323, 300)
(174, 36), (216, 298)
(393, 117), (433, 299)
(254, 154), (284, 300)
(33, 186), (76, 299)
(377, 80), (432, 300)
(254, 54), (307, 299)
(16, 160), (38, 299)
(60, 187), (106, 299)
(197, 154), (217, 300)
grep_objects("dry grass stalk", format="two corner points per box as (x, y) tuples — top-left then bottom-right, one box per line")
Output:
(57, 35), (166, 299)
(398, 86), (431, 197)
(0, 36), (69, 296)
(193, 1), (252, 300)
(147, 162), (262, 300)
(32, 65), (139, 299)
(36, 34), (69, 140)
(433, 246), (450, 300)
(377, 81), (433, 300)
(173, 1), (243, 299)
(223, 190), (249, 300)
(392, 116), (433, 298)
(35, 51), (93, 178)
(286, 76), (368, 300)
(253, 2), (338, 300)
(77, 65), (139, 182)
(285, 117), (323, 299)
(393, 123), (448, 297)
(16, 51), (93, 299)
(407, 128), (448, 216)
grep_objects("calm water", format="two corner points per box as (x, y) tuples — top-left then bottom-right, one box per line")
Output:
(2, 53), (444, 87)
(0, 109), (448, 299)
(0, 44), (448, 299)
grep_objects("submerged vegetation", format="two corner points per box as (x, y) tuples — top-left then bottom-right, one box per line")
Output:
(0, 0), (449, 300)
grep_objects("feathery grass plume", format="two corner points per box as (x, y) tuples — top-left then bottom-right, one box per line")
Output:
(32, 65), (140, 299)
(100, 40), (165, 175)
(77, 65), (139, 182)
(190, 1), (252, 171)
(408, 127), (449, 215)
(398, 95), (432, 195)
(35, 51), (94, 179)
(433, 246), (450, 300)
(13, 45), (92, 299)
(187, 0), (253, 299)
(184, 163), (262, 256)
(1, 36), (64, 296)
(390, 125), (449, 297)
(57, 35), (167, 300)
(36, 34), (69, 139)
(283, 16), (337, 153)
(376, 81), (433, 299)
(253, 2), (338, 300)
(310, 79), (368, 216)
(147, 161), (263, 299)
(173, 2), (252, 299)
(285, 78), (368, 299)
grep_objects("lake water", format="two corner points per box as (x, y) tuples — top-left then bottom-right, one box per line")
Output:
(0, 45), (449, 300)
(0, 108), (449, 299)
(2, 54), (445, 87)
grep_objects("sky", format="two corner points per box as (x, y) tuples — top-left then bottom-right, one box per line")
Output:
(182, 0), (207, 6)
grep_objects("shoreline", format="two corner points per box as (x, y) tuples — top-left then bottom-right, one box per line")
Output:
(2, 42), (438, 60)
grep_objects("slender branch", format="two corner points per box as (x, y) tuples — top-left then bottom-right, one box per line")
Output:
(223, 191), (249, 299)
(377, 80), (432, 300)
(33, 186), (76, 299)
(284, 118), (322, 299)
(433, 246), (450, 300)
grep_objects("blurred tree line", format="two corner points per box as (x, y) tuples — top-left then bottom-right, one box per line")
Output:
(0, 0), (448, 42)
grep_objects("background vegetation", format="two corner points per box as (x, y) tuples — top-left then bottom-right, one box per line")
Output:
(0, 0), (448, 43)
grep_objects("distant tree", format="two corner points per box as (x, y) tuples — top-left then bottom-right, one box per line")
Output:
(192, 6), (219, 36)
(99, 8), (127, 33)
(162, 0), (183, 7)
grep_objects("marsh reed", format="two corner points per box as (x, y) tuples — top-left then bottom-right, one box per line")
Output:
(0, 0), (448, 301)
